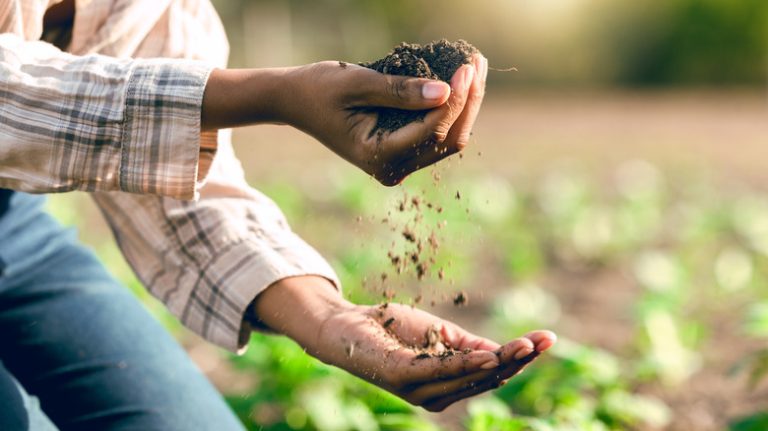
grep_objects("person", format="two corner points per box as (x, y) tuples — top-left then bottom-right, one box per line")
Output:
(0, 0), (557, 429)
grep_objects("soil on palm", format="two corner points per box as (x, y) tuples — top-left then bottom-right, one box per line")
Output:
(360, 39), (479, 134)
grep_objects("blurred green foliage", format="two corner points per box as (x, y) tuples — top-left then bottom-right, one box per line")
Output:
(212, 0), (767, 87)
(595, 0), (768, 86)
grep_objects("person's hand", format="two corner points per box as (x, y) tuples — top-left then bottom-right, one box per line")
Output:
(202, 55), (488, 186)
(283, 54), (488, 185)
(251, 276), (556, 412)
(312, 303), (556, 412)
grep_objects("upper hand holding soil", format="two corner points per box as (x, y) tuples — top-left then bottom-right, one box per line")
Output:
(282, 51), (488, 186)
(202, 40), (487, 185)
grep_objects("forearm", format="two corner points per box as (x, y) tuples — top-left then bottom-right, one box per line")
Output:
(201, 67), (299, 131)
(250, 276), (352, 352)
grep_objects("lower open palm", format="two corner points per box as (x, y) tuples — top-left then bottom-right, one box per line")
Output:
(311, 303), (556, 412)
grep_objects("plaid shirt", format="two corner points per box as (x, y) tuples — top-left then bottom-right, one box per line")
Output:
(0, 0), (340, 352)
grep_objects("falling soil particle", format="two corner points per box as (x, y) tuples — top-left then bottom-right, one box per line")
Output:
(388, 251), (401, 267)
(360, 39), (480, 134)
(428, 232), (440, 250)
(453, 291), (468, 306)
(416, 262), (428, 280)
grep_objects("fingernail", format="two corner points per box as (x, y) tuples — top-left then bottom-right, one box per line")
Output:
(462, 66), (475, 92)
(514, 347), (533, 360)
(422, 81), (449, 99)
(480, 360), (499, 370)
(473, 56), (482, 74)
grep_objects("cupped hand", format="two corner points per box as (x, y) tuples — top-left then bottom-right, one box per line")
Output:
(283, 54), (488, 185)
(309, 302), (556, 412)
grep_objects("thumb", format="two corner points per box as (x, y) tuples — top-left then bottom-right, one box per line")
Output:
(348, 67), (451, 110)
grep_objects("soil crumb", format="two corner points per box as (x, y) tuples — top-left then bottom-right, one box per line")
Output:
(453, 291), (468, 307)
(360, 39), (479, 133)
(411, 324), (472, 360)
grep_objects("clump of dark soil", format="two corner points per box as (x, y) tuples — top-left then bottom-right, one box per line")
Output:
(360, 39), (479, 133)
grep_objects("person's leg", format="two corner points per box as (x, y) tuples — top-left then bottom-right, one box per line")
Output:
(0, 192), (245, 431)
(0, 360), (29, 430)
(0, 361), (59, 431)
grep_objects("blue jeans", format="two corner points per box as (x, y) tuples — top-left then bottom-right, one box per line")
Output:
(0, 192), (244, 431)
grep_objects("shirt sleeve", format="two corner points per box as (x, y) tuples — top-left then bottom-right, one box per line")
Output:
(0, 33), (214, 200)
(92, 131), (342, 353)
(1, 4), (342, 353)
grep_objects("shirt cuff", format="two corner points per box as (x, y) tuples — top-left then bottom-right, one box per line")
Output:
(179, 234), (342, 353)
(119, 59), (215, 200)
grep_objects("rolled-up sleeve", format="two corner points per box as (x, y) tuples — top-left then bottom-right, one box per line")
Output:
(0, 33), (213, 200)
(1, 0), (342, 353)
(93, 133), (342, 352)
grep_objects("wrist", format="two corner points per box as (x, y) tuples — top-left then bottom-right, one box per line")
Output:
(201, 66), (299, 130)
(250, 275), (351, 348)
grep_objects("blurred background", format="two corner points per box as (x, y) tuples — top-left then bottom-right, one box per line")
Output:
(50, 0), (768, 430)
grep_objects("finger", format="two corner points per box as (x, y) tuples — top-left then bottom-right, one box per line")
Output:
(441, 54), (488, 153)
(394, 56), (486, 175)
(392, 347), (499, 386)
(525, 330), (558, 353)
(422, 378), (505, 412)
(345, 66), (451, 110)
(440, 322), (501, 352)
(404, 338), (532, 404)
(420, 350), (542, 413)
(375, 64), (475, 175)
